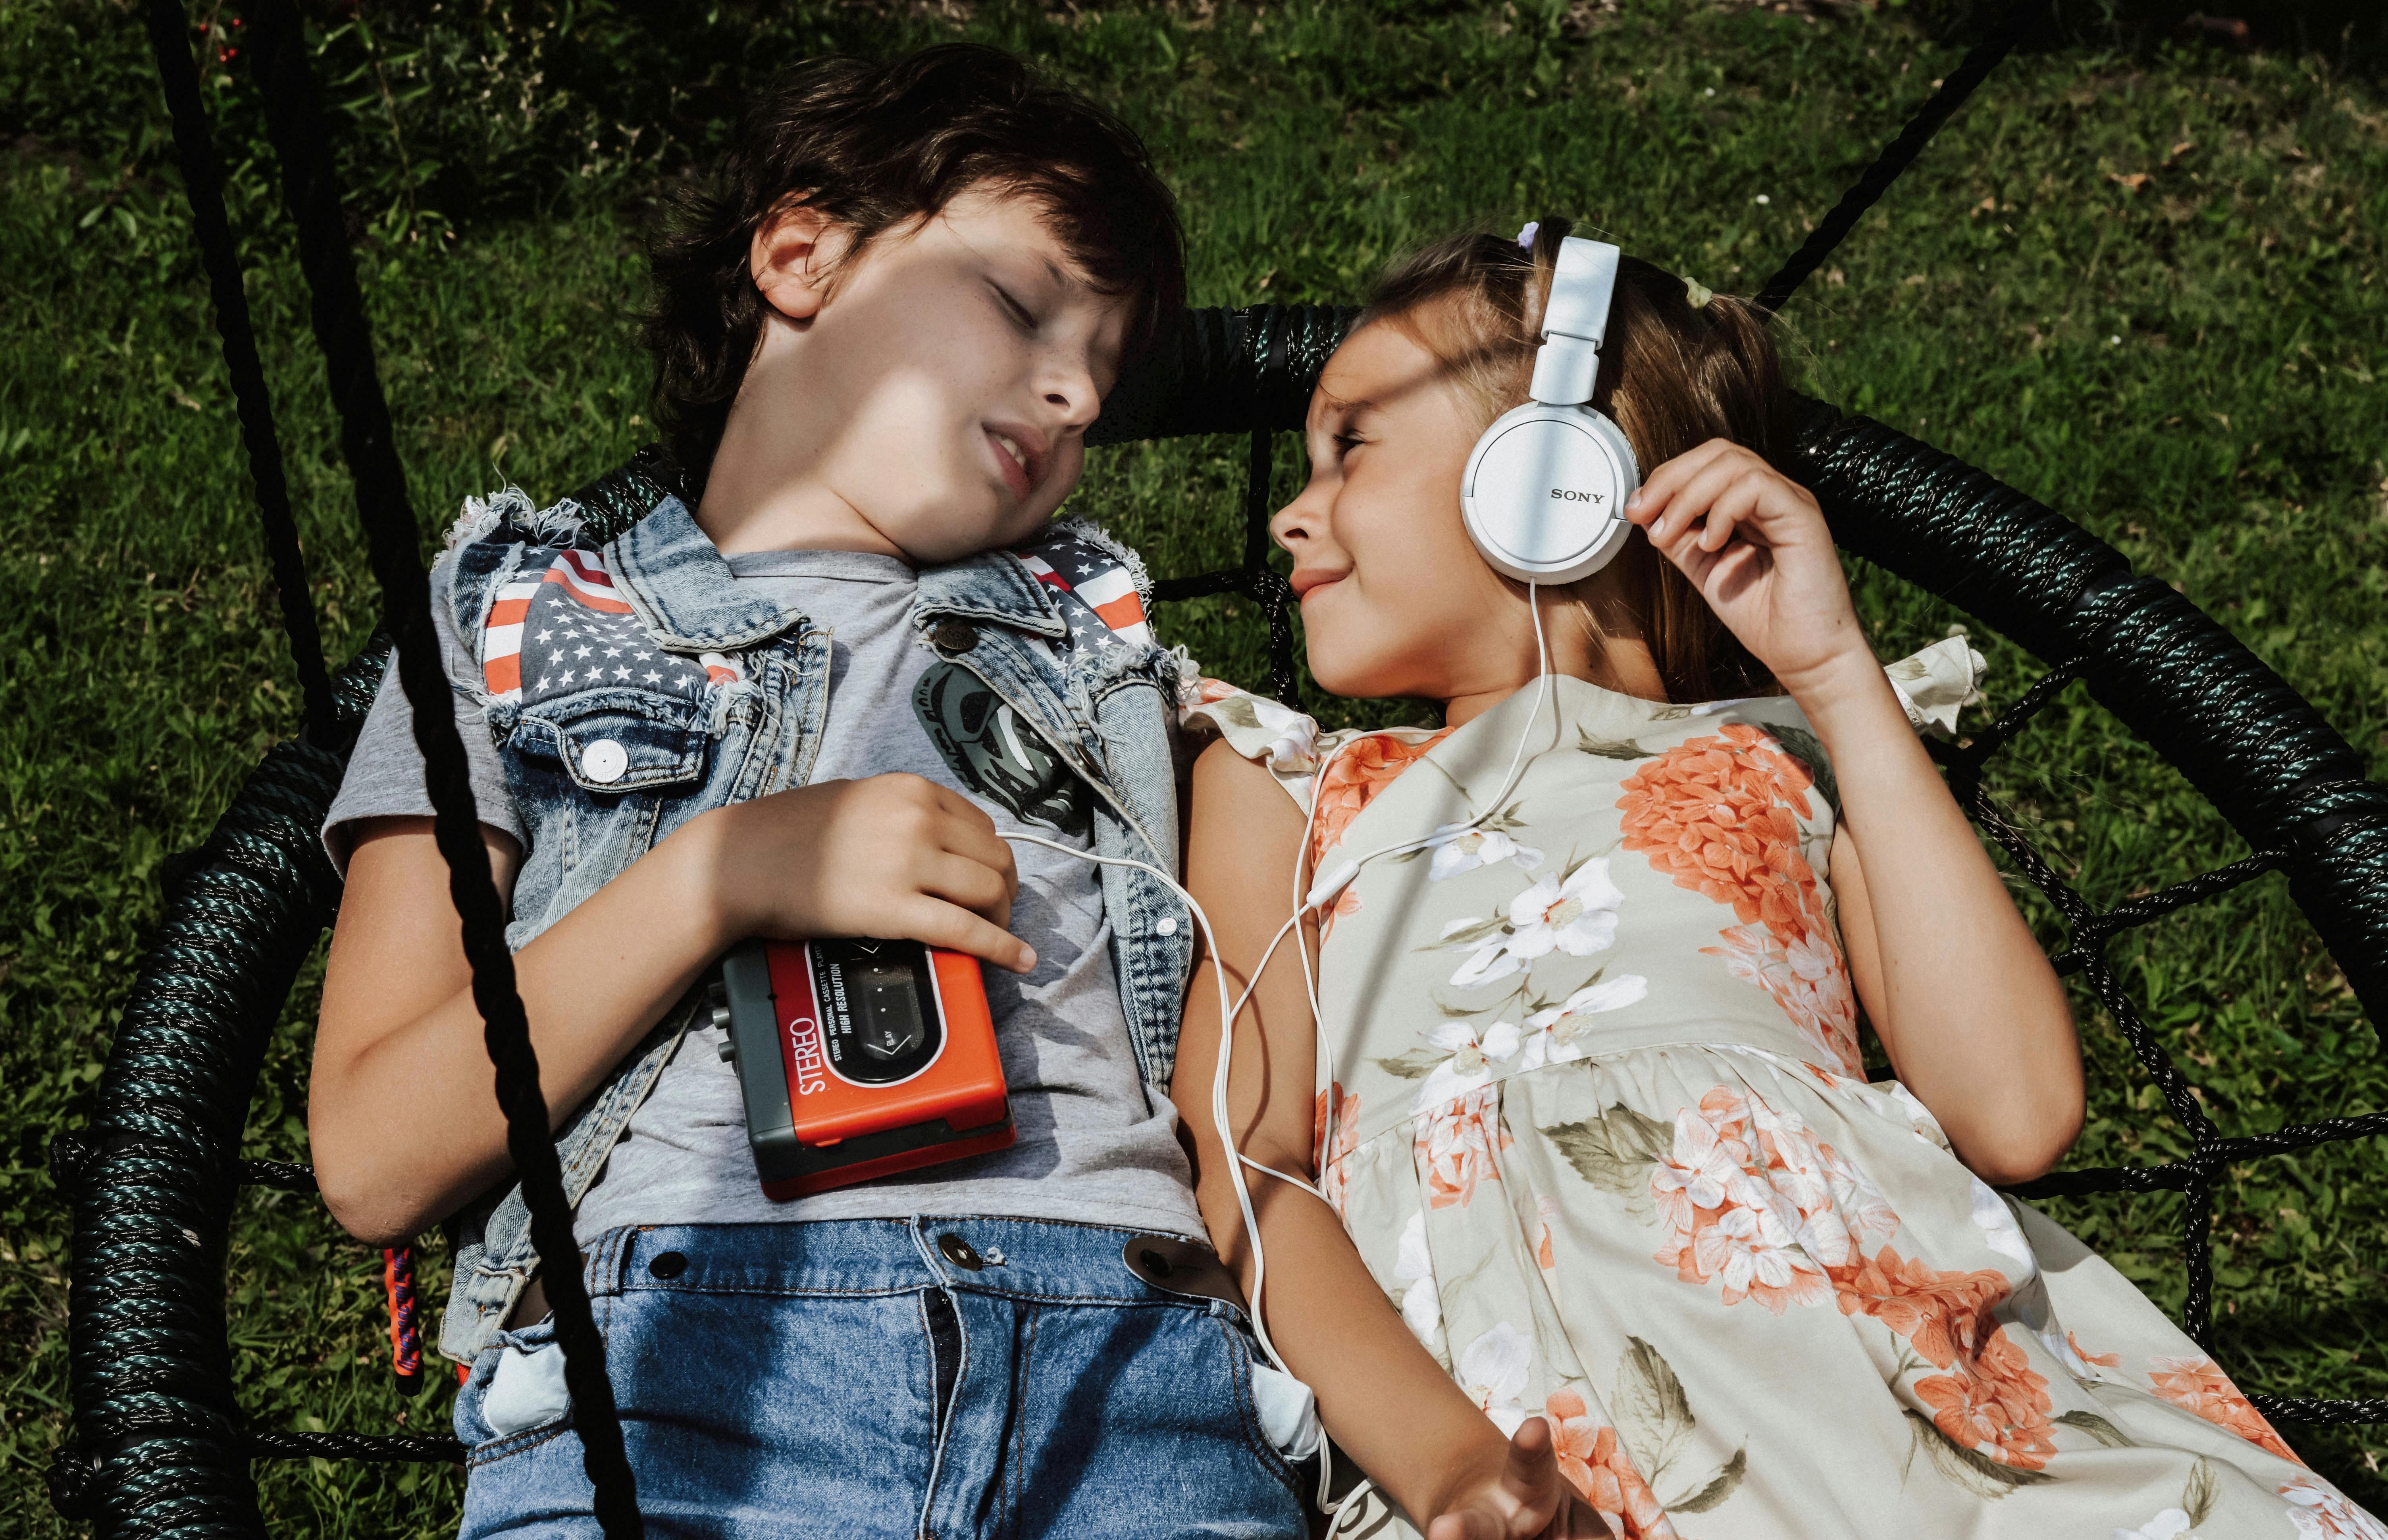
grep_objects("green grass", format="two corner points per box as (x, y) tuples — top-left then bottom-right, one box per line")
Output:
(4, 0), (2386, 1533)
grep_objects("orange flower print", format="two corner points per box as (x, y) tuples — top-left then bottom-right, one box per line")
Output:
(2148, 1356), (2303, 1465)
(2281, 1476), (2388, 1538)
(1702, 923), (1862, 1076)
(1650, 1086), (1898, 1314)
(1544, 1392), (1679, 1540)
(1617, 724), (1865, 1074)
(2067, 1331), (2122, 1370)
(1913, 1322), (2057, 1471)
(1415, 1084), (1510, 1209)
(1318, 882), (1362, 942)
(1535, 1193), (1562, 1272)
(1616, 724), (1818, 927)
(1313, 1083), (1361, 1215)
(1828, 1244), (2010, 1370)
(1311, 730), (1453, 867)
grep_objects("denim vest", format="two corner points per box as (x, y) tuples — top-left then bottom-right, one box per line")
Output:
(430, 484), (1194, 1362)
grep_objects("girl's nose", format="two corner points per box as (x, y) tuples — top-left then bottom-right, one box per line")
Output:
(1269, 482), (1325, 553)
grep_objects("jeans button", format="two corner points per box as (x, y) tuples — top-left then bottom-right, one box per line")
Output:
(932, 620), (980, 654)
(937, 1233), (984, 1271)
(648, 1250), (688, 1280)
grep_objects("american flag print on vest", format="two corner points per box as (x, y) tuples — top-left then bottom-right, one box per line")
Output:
(480, 547), (741, 706)
(1012, 523), (1154, 656)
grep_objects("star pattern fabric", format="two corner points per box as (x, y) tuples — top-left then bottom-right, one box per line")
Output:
(1013, 525), (1155, 663)
(479, 546), (738, 709)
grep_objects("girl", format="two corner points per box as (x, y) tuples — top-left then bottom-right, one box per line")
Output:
(1172, 219), (2381, 1539)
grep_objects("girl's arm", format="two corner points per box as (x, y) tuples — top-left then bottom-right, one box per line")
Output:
(312, 774), (1034, 1246)
(1627, 441), (2082, 1184)
(1175, 740), (1604, 1540)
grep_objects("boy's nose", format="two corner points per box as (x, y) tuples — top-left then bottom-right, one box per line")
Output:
(1043, 366), (1102, 431)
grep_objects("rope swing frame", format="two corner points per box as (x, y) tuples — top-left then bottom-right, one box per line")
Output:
(48, 0), (2388, 1533)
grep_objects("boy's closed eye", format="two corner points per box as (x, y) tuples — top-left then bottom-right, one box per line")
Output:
(988, 280), (1040, 333)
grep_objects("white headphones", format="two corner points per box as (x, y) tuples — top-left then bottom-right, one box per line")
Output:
(1459, 229), (1642, 585)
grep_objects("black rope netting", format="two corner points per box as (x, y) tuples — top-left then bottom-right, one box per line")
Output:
(1797, 404), (2388, 1423)
(51, 0), (2388, 1533)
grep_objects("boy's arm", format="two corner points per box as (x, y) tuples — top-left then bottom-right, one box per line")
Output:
(1176, 742), (1591, 1535)
(312, 774), (1034, 1247)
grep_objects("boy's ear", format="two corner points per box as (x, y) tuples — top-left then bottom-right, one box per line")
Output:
(749, 200), (851, 323)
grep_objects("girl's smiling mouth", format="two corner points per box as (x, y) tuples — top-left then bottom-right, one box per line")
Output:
(1290, 566), (1346, 601)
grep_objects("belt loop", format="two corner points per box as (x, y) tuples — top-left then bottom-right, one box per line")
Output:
(584, 1229), (631, 1302)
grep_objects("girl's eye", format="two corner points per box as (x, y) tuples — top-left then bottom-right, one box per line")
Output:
(1335, 433), (1365, 457)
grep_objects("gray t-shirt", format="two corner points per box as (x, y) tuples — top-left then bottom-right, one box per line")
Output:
(324, 548), (1204, 1244)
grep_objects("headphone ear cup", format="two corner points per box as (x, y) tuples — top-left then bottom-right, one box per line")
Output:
(1461, 403), (1642, 585)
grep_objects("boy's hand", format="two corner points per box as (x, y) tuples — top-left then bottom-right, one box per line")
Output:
(1426, 1417), (1613, 1540)
(696, 774), (1034, 973)
(1623, 438), (1872, 701)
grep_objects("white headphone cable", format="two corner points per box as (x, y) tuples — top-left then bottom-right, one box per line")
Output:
(995, 581), (1558, 1517)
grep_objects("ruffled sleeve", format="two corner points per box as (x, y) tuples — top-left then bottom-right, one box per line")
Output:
(1882, 635), (1988, 737)
(1175, 655), (1325, 816)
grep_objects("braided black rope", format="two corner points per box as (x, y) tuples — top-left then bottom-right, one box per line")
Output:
(234, 2), (641, 1533)
(58, 8), (2388, 1523)
(1754, 0), (2045, 315)
(1793, 403), (2388, 1421)
(140, 0), (333, 742)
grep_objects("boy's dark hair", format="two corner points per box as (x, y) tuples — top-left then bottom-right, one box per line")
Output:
(644, 44), (1186, 483)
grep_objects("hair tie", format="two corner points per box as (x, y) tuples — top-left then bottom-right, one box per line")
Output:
(1515, 220), (1540, 252)
(1683, 276), (1715, 310)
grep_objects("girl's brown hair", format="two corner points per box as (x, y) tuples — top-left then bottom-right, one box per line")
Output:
(1360, 217), (1796, 702)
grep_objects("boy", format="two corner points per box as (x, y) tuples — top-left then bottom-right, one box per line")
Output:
(312, 44), (1305, 1538)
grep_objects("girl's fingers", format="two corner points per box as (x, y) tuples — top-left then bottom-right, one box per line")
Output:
(1651, 454), (1764, 549)
(1698, 473), (1770, 552)
(1498, 1417), (1562, 1528)
(1625, 437), (1737, 526)
(1425, 1514), (1501, 1540)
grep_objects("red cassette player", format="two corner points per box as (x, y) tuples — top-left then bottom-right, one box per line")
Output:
(708, 937), (1014, 1199)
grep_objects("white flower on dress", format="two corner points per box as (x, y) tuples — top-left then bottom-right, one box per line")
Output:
(1517, 975), (1649, 1067)
(1446, 860), (1627, 988)
(2110, 1509), (2193, 1540)
(2283, 1477), (2388, 1539)
(1394, 1211), (1443, 1351)
(1413, 1018), (1522, 1114)
(1456, 1322), (1533, 1436)
(1425, 822), (1543, 882)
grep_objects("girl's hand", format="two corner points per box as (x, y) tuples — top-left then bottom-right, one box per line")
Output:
(1426, 1417), (1613, 1540)
(1622, 439), (1869, 697)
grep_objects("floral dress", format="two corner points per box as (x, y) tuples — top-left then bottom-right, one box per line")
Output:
(1182, 640), (2382, 1540)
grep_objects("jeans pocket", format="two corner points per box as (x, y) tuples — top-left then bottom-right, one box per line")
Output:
(460, 1316), (577, 1465)
(1209, 1312), (1310, 1495)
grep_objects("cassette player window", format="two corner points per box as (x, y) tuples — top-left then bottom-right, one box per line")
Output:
(815, 939), (944, 1084)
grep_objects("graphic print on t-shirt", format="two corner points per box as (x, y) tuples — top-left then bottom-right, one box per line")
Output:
(913, 662), (1090, 837)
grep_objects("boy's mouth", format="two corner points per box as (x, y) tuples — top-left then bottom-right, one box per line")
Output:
(986, 426), (1044, 501)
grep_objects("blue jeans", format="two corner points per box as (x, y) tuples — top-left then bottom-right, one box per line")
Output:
(454, 1218), (1308, 1538)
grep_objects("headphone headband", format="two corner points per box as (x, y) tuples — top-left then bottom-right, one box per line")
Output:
(1527, 236), (1621, 407)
